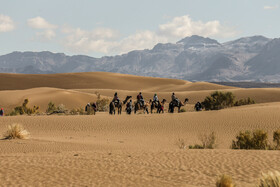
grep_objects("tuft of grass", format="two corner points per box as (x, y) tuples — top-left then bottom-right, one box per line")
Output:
(258, 171), (280, 187)
(216, 174), (235, 187)
(3, 124), (30, 140)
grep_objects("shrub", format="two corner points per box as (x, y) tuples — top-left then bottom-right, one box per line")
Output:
(96, 98), (109, 112)
(216, 174), (235, 187)
(70, 108), (85, 115)
(258, 171), (280, 187)
(176, 138), (187, 149)
(179, 108), (186, 112)
(46, 101), (56, 114)
(202, 91), (235, 110)
(3, 124), (30, 139)
(273, 130), (280, 149)
(234, 97), (255, 106)
(202, 91), (255, 110)
(189, 132), (217, 149)
(9, 99), (39, 115)
(200, 132), (217, 149)
(46, 102), (68, 114)
(232, 130), (268, 149)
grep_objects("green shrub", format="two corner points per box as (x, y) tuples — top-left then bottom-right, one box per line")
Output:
(46, 101), (56, 114)
(189, 144), (204, 149)
(232, 130), (268, 149)
(96, 98), (109, 112)
(202, 91), (255, 110)
(202, 91), (235, 110)
(9, 99), (39, 115)
(234, 97), (255, 106)
(273, 130), (280, 150)
(216, 174), (235, 187)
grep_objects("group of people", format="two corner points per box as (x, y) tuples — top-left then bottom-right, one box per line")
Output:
(112, 92), (180, 108)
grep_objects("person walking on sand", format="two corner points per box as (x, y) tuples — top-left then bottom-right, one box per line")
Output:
(0, 108), (4, 116)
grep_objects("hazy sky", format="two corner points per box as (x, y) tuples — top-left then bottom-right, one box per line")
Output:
(0, 0), (279, 57)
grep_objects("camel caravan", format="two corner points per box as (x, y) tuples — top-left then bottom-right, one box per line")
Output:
(106, 92), (189, 115)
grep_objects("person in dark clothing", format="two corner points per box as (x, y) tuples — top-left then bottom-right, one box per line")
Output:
(171, 93), (179, 106)
(126, 99), (132, 114)
(137, 92), (144, 107)
(194, 102), (202, 111)
(112, 92), (120, 105)
(0, 108), (4, 116)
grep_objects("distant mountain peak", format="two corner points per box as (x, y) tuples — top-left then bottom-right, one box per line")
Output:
(176, 35), (220, 45)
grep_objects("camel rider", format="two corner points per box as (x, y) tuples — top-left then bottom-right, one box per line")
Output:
(171, 93), (179, 106)
(137, 92), (144, 107)
(112, 92), (120, 105)
(126, 99), (132, 110)
(153, 94), (159, 105)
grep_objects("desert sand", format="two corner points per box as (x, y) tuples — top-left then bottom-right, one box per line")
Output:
(0, 72), (280, 186)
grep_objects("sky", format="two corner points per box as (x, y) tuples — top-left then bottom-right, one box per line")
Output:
(0, 0), (279, 57)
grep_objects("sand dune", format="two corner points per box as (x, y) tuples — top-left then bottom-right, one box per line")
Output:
(0, 102), (280, 186)
(0, 72), (280, 186)
(0, 72), (233, 91)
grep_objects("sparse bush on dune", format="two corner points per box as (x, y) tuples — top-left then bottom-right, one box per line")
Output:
(9, 99), (39, 116)
(216, 174), (235, 187)
(189, 132), (217, 149)
(201, 91), (255, 110)
(176, 138), (187, 149)
(95, 91), (109, 112)
(46, 102), (68, 114)
(70, 108), (85, 115)
(3, 124), (30, 140)
(232, 130), (268, 150)
(273, 130), (280, 150)
(258, 171), (280, 187)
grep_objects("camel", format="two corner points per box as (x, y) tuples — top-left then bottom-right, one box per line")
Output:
(109, 96), (132, 115)
(134, 100), (150, 114)
(168, 98), (189, 113)
(150, 99), (167, 113)
(85, 102), (97, 115)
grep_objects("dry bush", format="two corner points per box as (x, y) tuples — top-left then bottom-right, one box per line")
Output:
(273, 130), (280, 150)
(176, 138), (187, 149)
(216, 174), (235, 187)
(189, 132), (217, 149)
(70, 108), (85, 115)
(232, 130), (268, 150)
(3, 124), (30, 139)
(258, 171), (280, 187)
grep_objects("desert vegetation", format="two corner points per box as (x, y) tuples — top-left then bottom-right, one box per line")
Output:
(8, 99), (39, 116)
(232, 129), (280, 150)
(3, 124), (30, 139)
(216, 174), (235, 187)
(95, 92), (109, 112)
(258, 171), (280, 187)
(189, 132), (217, 149)
(202, 91), (255, 110)
(46, 102), (68, 114)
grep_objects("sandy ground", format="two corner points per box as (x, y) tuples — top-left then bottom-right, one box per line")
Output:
(0, 72), (280, 186)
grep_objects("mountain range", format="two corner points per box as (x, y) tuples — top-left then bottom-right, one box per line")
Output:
(0, 35), (280, 82)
